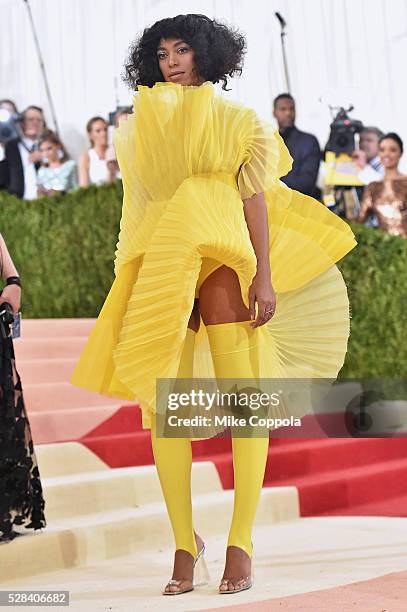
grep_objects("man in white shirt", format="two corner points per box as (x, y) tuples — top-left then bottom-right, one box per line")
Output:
(352, 126), (384, 184)
(0, 106), (45, 199)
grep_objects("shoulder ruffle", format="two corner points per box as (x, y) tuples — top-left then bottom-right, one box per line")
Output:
(237, 110), (293, 199)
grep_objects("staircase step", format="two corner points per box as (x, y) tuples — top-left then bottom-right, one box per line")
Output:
(35, 442), (108, 477)
(270, 456), (407, 515)
(0, 486), (298, 582)
(80, 432), (154, 467)
(31, 405), (130, 444)
(24, 382), (125, 411)
(42, 462), (222, 520)
(17, 318), (95, 338)
(15, 337), (87, 359)
(265, 437), (407, 480)
(83, 404), (142, 436)
(17, 358), (77, 384)
(317, 493), (407, 517)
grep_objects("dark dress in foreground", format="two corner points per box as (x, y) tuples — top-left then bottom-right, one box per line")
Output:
(0, 311), (46, 542)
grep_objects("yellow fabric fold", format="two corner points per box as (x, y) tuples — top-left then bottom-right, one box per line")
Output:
(70, 81), (357, 434)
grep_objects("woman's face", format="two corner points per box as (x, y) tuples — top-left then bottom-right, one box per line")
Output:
(157, 38), (203, 86)
(39, 140), (59, 164)
(379, 138), (402, 170)
(89, 120), (108, 146)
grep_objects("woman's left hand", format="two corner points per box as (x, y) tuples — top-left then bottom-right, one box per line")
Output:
(0, 284), (21, 315)
(248, 270), (276, 328)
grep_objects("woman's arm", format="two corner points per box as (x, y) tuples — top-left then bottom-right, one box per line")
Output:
(0, 233), (18, 278)
(0, 233), (21, 313)
(78, 152), (90, 188)
(354, 185), (374, 223)
(243, 192), (276, 328)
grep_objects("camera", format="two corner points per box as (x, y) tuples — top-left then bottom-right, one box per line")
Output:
(0, 302), (14, 325)
(0, 109), (23, 144)
(0, 302), (21, 339)
(323, 104), (365, 218)
(326, 105), (364, 155)
(108, 106), (133, 127)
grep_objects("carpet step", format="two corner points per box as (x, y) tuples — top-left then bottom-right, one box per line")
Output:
(0, 486), (298, 582)
(193, 438), (407, 489)
(79, 431), (346, 470)
(14, 337), (87, 360)
(265, 437), (407, 480)
(24, 382), (124, 411)
(3, 517), (407, 607)
(80, 431), (154, 467)
(42, 461), (223, 520)
(35, 442), (109, 477)
(318, 493), (407, 517)
(16, 318), (95, 338)
(81, 404), (142, 436)
(271, 456), (407, 515)
(31, 405), (132, 444)
(17, 357), (77, 384)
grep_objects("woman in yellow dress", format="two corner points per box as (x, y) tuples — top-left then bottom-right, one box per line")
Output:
(71, 14), (357, 596)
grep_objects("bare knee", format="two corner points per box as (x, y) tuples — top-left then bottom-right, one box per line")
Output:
(199, 266), (250, 325)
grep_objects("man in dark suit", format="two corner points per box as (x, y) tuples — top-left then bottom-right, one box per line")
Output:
(0, 106), (45, 199)
(273, 93), (321, 199)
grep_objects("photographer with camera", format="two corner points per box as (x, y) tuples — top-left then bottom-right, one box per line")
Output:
(0, 105), (45, 200)
(0, 99), (18, 115)
(0, 232), (46, 542)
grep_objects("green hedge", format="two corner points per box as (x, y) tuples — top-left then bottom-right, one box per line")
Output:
(1, 185), (406, 377)
(337, 222), (407, 378)
(0, 182), (122, 318)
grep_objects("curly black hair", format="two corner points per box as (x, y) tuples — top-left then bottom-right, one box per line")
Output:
(123, 14), (246, 91)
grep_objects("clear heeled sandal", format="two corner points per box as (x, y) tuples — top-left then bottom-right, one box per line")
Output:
(218, 542), (254, 594)
(218, 567), (254, 594)
(162, 543), (210, 596)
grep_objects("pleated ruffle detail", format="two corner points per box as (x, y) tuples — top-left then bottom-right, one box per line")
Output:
(70, 81), (357, 432)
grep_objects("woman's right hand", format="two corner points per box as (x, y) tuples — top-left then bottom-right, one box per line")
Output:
(0, 284), (21, 315)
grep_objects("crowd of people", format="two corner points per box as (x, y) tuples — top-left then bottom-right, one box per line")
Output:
(0, 93), (406, 237)
(273, 93), (407, 238)
(0, 99), (131, 200)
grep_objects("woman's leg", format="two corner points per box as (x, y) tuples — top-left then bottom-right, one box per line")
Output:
(200, 266), (270, 589)
(150, 307), (202, 592)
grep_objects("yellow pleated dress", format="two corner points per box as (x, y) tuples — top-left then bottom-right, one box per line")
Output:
(70, 81), (357, 435)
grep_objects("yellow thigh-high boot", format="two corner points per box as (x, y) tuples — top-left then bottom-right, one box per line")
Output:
(206, 320), (270, 559)
(150, 328), (198, 559)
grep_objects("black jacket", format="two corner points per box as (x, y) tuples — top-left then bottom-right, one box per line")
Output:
(280, 126), (321, 199)
(0, 139), (27, 199)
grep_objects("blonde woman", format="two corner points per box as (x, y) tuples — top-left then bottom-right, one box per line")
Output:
(78, 116), (117, 187)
